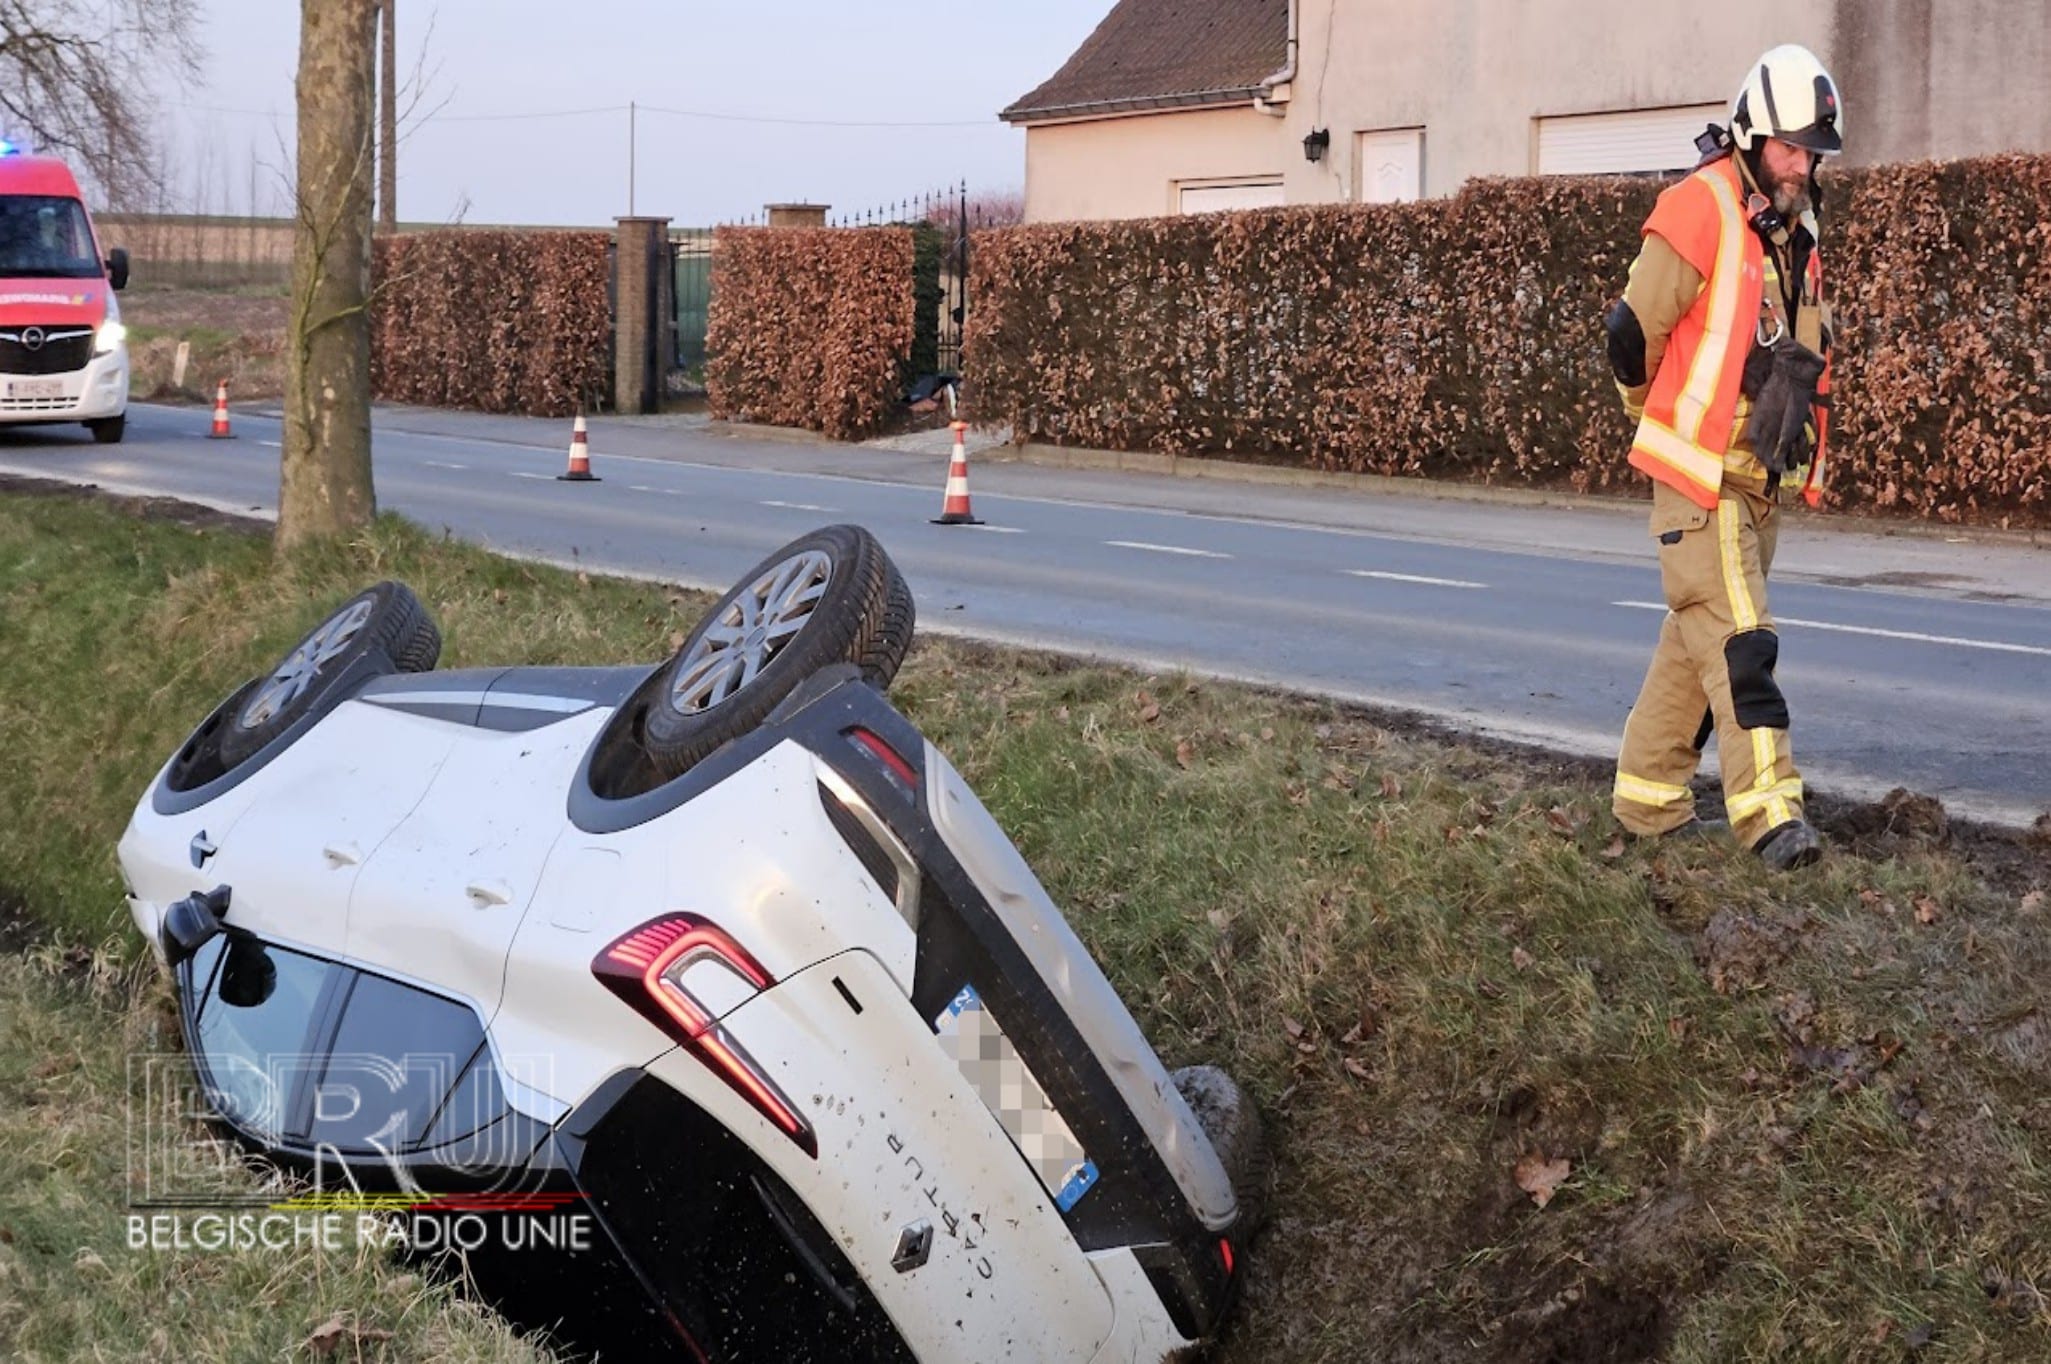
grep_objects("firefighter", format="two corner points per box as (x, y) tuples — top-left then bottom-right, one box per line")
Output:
(1605, 44), (1842, 870)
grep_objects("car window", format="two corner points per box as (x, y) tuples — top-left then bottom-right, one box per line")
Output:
(194, 939), (338, 1139)
(0, 195), (101, 278)
(310, 973), (486, 1153)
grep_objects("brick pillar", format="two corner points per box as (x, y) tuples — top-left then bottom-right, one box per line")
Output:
(614, 216), (671, 414)
(765, 203), (830, 228)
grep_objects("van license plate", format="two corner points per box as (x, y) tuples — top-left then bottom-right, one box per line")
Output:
(5, 379), (64, 400)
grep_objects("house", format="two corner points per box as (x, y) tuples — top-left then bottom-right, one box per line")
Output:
(1001, 0), (2051, 222)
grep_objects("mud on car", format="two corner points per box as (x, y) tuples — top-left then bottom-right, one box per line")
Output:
(119, 526), (1267, 1362)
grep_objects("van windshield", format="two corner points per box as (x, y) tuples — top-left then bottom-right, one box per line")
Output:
(0, 196), (101, 278)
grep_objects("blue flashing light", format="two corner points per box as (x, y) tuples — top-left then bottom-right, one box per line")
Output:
(0, 140), (17, 157)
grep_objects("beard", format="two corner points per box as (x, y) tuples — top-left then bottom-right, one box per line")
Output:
(1767, 165), (1812, 219)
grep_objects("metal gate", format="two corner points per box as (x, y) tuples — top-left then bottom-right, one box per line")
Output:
(669, 228), (713, 384)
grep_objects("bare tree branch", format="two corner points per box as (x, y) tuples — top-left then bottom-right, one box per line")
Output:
(0, 0), (201, 207)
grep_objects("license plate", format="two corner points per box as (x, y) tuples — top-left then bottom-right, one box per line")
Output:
(936, 983), (1100, 1211)
(5, 379), (64, 400)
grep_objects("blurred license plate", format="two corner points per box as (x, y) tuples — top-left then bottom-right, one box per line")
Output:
(5, 379), (64, 400)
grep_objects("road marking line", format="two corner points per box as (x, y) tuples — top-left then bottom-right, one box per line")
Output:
(1346, 569), (1486, 589)
(1105, 539), (1230, 559)
(1612, 601), (2051, 657)
(761, 499), (835, 512)
(257, 439), (281, 448)
(630, 484), (684, 495)
(425, 460), (468, 471)
(509, 471), (555, 481)
(959, 523), (1024, 534)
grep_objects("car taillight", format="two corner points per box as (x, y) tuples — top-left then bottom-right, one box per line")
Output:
(1218, 1237), (1235, 1277)
(846, 726), (917, 795)
(593, 915), (817, 1158)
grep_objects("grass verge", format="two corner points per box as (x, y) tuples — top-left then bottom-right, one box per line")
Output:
(0, 481), (2046, 1362)
(118, 285), (288, 402)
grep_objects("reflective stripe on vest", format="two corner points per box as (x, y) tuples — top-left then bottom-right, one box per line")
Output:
(1628, 162), (1756, 509)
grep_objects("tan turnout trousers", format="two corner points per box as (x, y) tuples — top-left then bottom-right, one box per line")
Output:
(1614, 480), (1804, 847)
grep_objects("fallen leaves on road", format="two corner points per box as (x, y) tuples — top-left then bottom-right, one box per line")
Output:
(1514, 1151), (1572, 1209)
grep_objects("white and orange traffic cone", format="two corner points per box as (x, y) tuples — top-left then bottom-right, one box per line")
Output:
(207, 379), (233, 439)
(931, 421), (981, 525)
(557, 413), (599, 482)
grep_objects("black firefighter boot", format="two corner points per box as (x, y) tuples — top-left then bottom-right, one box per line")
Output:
(1754, 819), (1824, 871)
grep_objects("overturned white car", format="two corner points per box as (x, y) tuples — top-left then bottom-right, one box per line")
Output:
(118, 525), (1266, 1362)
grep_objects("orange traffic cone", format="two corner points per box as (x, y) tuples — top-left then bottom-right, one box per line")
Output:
(931, 421), (981, 525)
(207, 380), (233, 439)
(557, 413), (599, 481)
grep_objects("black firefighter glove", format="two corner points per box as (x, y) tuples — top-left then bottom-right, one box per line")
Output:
(1743, 338), (1827, 476)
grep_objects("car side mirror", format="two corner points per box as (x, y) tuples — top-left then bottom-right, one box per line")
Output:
(106, 247), (129, 291)
(161, 884), (230, 966)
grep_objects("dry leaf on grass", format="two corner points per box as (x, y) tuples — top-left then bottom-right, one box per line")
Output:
(1600, 835), (1627, 860)
(305, 1315), (395, 1358)
(1513, 1152), (1572, 1209)
(2021, 890), (2044, 913)
(1175, 739), (1196, 769)
(1545, 805), (1582, 836)
(1341, 1056), (1372, 1081)
(1914, 897), (1942, 925)
(1511, 946), (1535, 972)
(1379, 773), (1402, 799)
(1136, 689), (1162, 724)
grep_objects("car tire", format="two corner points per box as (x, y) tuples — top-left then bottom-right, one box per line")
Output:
(1173, 1065), (1270, 1239)
(216, 580), (441, 770)
(87, 415), (125, 444)
(638, 525), (913, 782)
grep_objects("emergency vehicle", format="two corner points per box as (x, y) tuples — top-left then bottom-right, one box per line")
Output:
(0, 141), (130, 443)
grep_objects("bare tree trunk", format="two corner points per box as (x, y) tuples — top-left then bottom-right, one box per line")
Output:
(378, 0), (397, 232)
(280, 0), (379, 551)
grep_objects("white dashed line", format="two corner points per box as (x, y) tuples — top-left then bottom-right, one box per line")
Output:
(257, 439), (282, 448)
(425, 460), (468, 471)
(761, 499), (835, 512)
(1346, 569), (1486, 589)
(509, 471), (555, 481)
(1105, 540), (1230, 559)
(1612, 601), (2051, 657)
(629, 484), (683, 495)
(958, 523), (1024, 533)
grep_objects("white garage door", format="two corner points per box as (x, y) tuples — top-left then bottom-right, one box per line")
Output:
(1536, 104), (1724, 176)
(1177, 179), (1284, 214)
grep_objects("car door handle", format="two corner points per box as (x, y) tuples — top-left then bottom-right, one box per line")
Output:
(465, 879), (513, 909)
(322, 842), (362, 869)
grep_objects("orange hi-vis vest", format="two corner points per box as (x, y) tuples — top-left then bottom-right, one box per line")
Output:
(1628, 156), (1830, 509)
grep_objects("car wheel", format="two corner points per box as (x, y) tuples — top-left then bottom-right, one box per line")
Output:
(88, 415), (125, 444)
(1173, 1065), (1270, 1239)
(217, 580), (441, 770)
(639, 525), (913, 782)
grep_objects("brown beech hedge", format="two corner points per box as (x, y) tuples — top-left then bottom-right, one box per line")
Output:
(967, 155), (2051, 527)
(370, 231), (612, 417)
(707, 226), (917, 441)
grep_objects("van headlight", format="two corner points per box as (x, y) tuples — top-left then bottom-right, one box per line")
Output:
(93, 320), (127, 356)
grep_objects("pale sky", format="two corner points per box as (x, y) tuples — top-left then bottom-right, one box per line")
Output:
(154, 1), (1112, 226)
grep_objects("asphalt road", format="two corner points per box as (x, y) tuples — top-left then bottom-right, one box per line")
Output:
(4, 403), (2047, 826)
